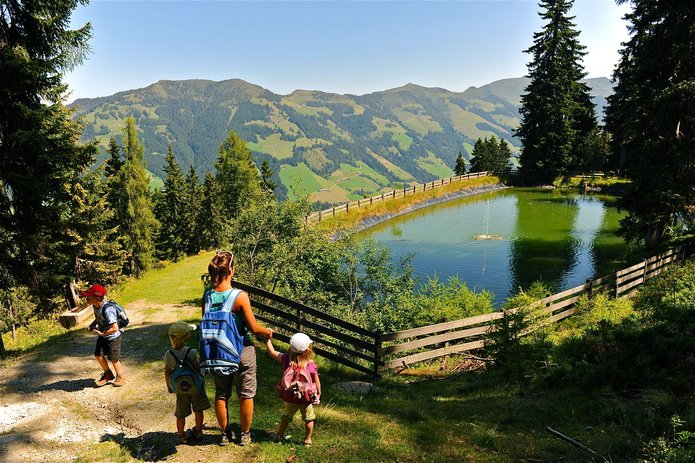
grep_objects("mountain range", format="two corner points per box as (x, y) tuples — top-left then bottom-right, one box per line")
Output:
(70, 77), (612, 203)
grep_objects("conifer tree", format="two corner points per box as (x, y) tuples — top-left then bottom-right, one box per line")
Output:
(516, 0), (598, 184)
(214, 131), (262, 217)
(197, 171), (227, 251)
(454, 152), (467, 176)
(0, 0), (96, 300)
(260, 159), (278, 194)
(114, 117), (158, 275)
(65, 166), (127, 285)
(182, 166), (202, 255)
(154, 146), (186, 261)
(605, 1), (695, 247)
(469, 136), (512, 178)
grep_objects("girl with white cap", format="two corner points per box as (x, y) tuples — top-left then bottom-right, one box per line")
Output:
(266, 332), (322, 447)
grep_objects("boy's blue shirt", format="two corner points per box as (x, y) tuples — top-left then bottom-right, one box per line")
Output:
(94, 303), (120, 340)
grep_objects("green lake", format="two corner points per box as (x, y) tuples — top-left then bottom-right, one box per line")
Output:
(366, 188), (634, 306)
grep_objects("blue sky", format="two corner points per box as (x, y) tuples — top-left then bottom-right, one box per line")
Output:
(65, 0), (630, 102)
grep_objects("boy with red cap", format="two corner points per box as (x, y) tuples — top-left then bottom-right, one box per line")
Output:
(79, 284), (126, 387)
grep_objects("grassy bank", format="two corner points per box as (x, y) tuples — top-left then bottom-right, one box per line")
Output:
(313, 175), (500, 233)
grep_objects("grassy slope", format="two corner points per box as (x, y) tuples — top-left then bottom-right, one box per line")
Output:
(1, 251), (685, 462)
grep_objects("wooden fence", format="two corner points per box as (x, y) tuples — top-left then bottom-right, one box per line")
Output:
(378, 245), (691, 370)
(232, 281), (383, 376)
(306, 171), (490, 223)
(234, 245), (690, 376)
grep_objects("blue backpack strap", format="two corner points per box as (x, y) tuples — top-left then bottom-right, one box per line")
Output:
(221, 289), (243, 313)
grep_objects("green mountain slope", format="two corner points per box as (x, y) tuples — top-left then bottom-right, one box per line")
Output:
(71, 77), (612, 201)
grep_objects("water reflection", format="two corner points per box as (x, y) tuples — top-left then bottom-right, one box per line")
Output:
(366, 188), (631, 306)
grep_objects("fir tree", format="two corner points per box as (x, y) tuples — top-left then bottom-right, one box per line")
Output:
(182, 165), (202, 255)
(605, 1), (695, 247)
(469, 136), (512, 178)
(454, 152), (467, 176)
(65, 165), (127, 285)
(0, 0), (96, 301)
(154, 146), (186, 261)
(214, 131), (262, 217)
(260, 159), (278, 194)
(515, 0), (598, 184)
(197, 171), (227, 251)
(115, 117), (158, 275)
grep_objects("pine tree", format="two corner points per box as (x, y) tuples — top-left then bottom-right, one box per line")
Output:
(605, 1), (695, 247)
(154, 146), (187, 261)
(0, 0), (96, 301)
(182, 166), (202, 255)
(260, 159), (278, 194)
(454, 152), (467, 176)
(214, 131), (262, 217)
(65, 165), (127, 285)
(469, 136), (512, 178)
(197, 171), (227, 251)
(115, 117), (158, 275)
(516, 0), (598, 184)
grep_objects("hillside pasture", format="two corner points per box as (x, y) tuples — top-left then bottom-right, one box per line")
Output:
(247, 133), (294, 159)
(279, 163), (333, 199)
(418, 151), (454, 178)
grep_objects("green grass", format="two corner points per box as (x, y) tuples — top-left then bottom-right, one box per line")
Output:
(279, 163), (333, 200)
(110, 252), (214, 305)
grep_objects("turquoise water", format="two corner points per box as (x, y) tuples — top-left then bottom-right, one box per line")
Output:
(366, 188), (632, 306)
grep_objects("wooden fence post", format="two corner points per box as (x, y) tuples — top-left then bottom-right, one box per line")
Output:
(373, 331), (382, 378)
(615, 269), (620, 297)
(318, 210), (322, 221)
(642, 258), (648, 282)
(346, 202), (349, 213)
(381, 192), (384, 201)
(296, 307), (303, 332)
(586, 279), (592, 298)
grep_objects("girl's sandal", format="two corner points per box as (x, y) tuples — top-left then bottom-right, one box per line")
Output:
(303, 439), (312, 448)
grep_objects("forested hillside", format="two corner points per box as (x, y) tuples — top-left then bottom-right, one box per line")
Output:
(71, 77), (611, 202)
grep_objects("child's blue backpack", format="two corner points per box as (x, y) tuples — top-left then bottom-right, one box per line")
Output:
(168, 347), (205, 396)
(199, 289), (245, 376)
(102, 301), (129, 328)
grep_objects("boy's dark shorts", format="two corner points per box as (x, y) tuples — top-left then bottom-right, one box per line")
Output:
(213, 345), (257, 401)
(94, 335), (122, 362)
(175, 391), (211, 418)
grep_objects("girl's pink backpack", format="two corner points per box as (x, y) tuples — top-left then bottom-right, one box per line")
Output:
(275, 363), (317, 404)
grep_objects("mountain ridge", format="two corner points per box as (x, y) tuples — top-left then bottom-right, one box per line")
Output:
(71, 76), (612, 203)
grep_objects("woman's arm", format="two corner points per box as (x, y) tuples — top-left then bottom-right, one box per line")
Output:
(265, 338), (283, 362)
(236, 292), (273, 338)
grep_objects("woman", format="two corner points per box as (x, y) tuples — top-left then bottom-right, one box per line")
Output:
(202, 251), (273, 446)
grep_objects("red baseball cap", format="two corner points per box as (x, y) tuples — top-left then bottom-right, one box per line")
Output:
(79, 284), (107, 297)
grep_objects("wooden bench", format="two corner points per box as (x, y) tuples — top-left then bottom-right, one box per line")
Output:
(59, 306), (93, 329)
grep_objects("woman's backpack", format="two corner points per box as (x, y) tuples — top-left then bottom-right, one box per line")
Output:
(275, 362), (317, 405)
(168, 347), (205, 396)
(199, 289), (245, 376)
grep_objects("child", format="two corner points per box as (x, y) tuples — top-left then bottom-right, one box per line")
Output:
(164, 321), (211, 444)
(266, 332), (321, 447)
(80, 284), (126, 387)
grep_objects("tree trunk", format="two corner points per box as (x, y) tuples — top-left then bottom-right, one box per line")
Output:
(0, 331), (5, 358)
(645, 222), (666, 249)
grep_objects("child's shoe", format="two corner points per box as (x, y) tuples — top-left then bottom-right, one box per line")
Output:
(178, 433), (188, 444)
(219, 430), (229, 446)
(112, 374), (126, 387)
(95, 370), (115, 387)
(186, 428), (203, 444)
(303, 438), (312, 448)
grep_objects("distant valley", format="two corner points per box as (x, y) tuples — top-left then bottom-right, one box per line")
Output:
(71, 77), (612, 202)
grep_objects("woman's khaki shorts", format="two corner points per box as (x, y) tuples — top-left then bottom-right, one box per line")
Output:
(213, 345), (257, 401)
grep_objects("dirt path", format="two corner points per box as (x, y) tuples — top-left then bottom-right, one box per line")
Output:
(0, 301), (265, 462)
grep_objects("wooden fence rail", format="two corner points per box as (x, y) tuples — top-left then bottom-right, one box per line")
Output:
(306, 171), (490, 223)
(228, 245), (690, 376)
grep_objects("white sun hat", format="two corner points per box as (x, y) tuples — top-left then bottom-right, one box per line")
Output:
(289, 332), (312, 353)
